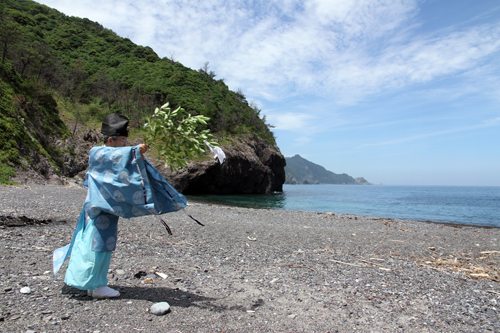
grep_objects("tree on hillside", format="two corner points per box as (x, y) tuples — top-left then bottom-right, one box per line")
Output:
(199, 61), (216, 79)
(0, 0), (277, 144)
(0, 10), (22, 64)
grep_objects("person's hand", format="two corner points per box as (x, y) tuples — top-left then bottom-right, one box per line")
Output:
(139, 144), (148, 156)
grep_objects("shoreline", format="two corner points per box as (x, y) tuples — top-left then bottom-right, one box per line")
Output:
(0, 184), (499, 332)
(187, 197), (500, 230)
(3, 183), (498, 229)
(187, 184), (500, 229)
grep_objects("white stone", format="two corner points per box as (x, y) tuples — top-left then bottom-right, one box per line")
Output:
(150, 302), (171, 316)
(20, 287), (31, 294)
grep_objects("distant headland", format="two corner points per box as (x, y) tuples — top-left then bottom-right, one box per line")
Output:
(285, 155), (370, 185)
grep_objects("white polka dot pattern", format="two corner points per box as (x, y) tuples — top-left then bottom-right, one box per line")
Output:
(94, 215), (110, 230)
(94, 148), (105, 162)
(90, 168), (100, 179)
(103, 169), (114, 183)
(87, 205), (101, 219)
(113, 190), (125, 202)
(118, 170), (130, 184)
(111, 206), (124, 217)
(132, 206), (146, 216)
(106, 236), (116, 251)
(53, 145), (189, 279)
(99, 187), (110, 200)
(132, 191), (145, 205)
(110, 150), (123, 164)
(91, 237), (98, 249)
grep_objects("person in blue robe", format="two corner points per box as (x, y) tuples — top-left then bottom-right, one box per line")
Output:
(53, 114), (191, 298)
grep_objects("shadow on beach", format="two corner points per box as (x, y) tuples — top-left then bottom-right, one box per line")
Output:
(60, 284), (253, 313)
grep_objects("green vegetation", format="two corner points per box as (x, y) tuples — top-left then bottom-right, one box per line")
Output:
(143, 103), (218, 171)
(0, 0), (275, 184)
(0, 162), (17, 185)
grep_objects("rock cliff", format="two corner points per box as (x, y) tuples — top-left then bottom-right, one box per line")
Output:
(12, 129), (286, 195)
(10, 125), (101, 186)
(153, 135), (286, 194)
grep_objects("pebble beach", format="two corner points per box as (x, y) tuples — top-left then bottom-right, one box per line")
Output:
(0, 185), (499, 332)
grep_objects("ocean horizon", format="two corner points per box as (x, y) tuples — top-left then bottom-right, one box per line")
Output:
(189, 184), (500, 228)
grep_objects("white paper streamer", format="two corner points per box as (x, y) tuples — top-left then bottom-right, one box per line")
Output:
(204, 141), (226, 164)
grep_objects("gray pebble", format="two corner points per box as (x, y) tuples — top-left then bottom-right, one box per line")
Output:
(1, 185), (499, 332)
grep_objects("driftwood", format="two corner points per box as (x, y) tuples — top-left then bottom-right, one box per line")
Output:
(357, 259), (386, 268)
(269, 263), (316, 272)
(415, 254), (500, 281)
(330, 259), (364, 268)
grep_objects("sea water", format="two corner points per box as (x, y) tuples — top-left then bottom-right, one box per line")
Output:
(189, 185), (500, 228)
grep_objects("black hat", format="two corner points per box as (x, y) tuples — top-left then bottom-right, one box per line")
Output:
(101, 114), (129, 137)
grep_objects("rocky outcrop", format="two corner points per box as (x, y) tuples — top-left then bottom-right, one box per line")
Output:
(154, 135), (286, 194)
(11, 127), (100, 186)
(13, 129), (287, 194)
(7, 94), (99, 186)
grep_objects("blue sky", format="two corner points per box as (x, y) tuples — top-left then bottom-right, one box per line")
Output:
(36, 0), (500, 186)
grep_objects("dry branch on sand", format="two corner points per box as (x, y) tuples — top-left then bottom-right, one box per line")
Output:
(416, 252), (500, 281)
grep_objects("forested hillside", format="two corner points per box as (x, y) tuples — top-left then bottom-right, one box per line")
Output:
(0, 0), (275, 184)
(285, 155), (370, 185)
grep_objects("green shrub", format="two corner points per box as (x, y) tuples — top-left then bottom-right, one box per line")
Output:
(0, 162), (17, 185)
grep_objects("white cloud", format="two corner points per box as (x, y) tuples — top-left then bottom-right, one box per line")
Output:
(268, 112), (315, 131)
(358, 117), (500, 148)
(38, 0), (500, 107)
(321, 24), (500, 104)
(294, 136), (312, 145)
(32, 0), (500, 186)
(304, 0), (417, 37)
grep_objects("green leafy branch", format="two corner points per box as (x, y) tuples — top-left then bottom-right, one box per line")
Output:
(143, 103), (218, 171)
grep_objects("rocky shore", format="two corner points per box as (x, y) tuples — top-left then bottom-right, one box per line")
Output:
(0, 185), (499, 332)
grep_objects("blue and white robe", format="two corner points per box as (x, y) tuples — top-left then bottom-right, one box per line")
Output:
(53, 145), (189, 289)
